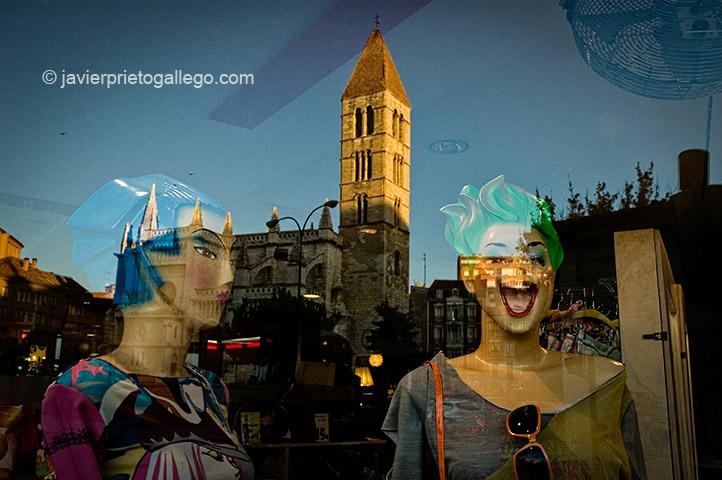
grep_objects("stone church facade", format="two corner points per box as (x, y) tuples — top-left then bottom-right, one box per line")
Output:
(229, 29), (410, 352)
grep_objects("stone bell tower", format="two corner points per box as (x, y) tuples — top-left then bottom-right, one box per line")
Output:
(339, 29), (410, 350)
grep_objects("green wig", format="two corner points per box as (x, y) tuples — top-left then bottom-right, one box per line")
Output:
(440, 175), (564, 271)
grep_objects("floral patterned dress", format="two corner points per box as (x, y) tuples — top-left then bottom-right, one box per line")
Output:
(41, 357), (253, 479)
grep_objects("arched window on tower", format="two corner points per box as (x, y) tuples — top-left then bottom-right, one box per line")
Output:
(366, 150), (372, 180)
(362, 194), (368, 224)
(392, 109), (398, 137)
(355, 108), (363, 138)
(356, 195), (368, 224)
(354, 152), (360, 182)
(394, 250), (401, 276)
(399, 114), (404, 140)
(393, 155), (398, 184)
(394, 197), (401, 227)
(398, 155), (403, 185)
(366, 105), (374, 135)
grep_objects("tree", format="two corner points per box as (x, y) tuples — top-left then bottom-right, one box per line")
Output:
(550, 161), (670, 218)
(618, 162), (661, 209)
(365, 301), (420, 356)
(536, 188), (557, 220)
(621, 180), (635, 209)
(229, 290), (328, 379)
(585, 181), (619, 216)
(566, 179), (586, 219)
(634, 162), (658, 207)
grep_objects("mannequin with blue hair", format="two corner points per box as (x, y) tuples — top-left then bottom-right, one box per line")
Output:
(383, 176), (645, 479)
(40, 185), (254, 480)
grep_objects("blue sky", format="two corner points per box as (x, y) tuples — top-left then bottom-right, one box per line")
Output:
(1, 0), (720, 290)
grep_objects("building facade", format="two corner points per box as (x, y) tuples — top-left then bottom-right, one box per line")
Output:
(423, 280), (481, 358)
(339, 29), (411, 350)
(227, 30), (411, 353)
(0, 229), (113, 373)
(229, 206), (345, 313)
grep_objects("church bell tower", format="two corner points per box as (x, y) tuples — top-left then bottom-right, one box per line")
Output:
(339, 29), (410, 350)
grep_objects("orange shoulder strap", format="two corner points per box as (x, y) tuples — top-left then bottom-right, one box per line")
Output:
(425, 360), (445, 480)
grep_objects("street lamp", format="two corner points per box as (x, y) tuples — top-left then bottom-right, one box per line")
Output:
(265, 199), (338, 365)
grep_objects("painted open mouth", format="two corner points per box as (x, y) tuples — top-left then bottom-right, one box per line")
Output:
(499, 283), (537, 317)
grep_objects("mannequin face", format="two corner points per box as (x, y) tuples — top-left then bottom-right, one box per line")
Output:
(147, 228), (233, 331)
(461, 227), (554, 335)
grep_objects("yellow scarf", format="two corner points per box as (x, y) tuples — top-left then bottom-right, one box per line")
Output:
(488, 371), (632, 480)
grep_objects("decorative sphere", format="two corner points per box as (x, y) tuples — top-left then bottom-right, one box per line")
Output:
(369, 354), (384, 367)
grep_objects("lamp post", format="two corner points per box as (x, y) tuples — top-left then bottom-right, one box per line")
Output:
(266, 199), (338, 366)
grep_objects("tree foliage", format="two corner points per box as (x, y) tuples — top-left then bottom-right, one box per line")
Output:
(621, 180), (635, 209)
(585, 181), (619, 216)
(566, 180), (586, 219)
(557, 162), (667, 218)
(536, 188), (557, 220)
(365, 301), (420, 356)
(229, 290), (328, 378)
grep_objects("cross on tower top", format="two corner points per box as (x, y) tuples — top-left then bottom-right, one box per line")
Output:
(374, 14), (380, 28)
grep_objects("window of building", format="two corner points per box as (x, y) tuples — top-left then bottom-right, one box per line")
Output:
(16, 290), (32, 303)
(399, 114), (404, 140)
(366, 105), (374, 134)
(392, 109), (398, 136)
(366, 150), (372, 179)
(448, 303), (462, 322)
(393, 198), (400, 227)
(305, 263), (325, 299)
(447, 323), (460, 344)
(394, 250), (401, 275)
(392, 155), (404, 185)
(434, 323), (443, 343)
(355, 152), (360, 181)
(466, 323), (477, 341)
(355, 108), (362, 137)
(253, 266), (273, 286)
(466, 303), (477, 320)
(435, 289), (444, 299)
(356, 194), (368, 224)
(434, 304), (444, 320)
(355, 151), (372, 181)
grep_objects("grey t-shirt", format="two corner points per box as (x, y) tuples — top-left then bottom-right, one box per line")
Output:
(382, 353), (646, 480)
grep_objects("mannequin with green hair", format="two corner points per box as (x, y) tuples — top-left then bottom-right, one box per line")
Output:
(382, 176), (645, 479)
(441, 175), (623, 410)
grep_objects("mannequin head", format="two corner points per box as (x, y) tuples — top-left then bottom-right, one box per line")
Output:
(114, 187), (234, 332)
(442, 176), (563, 334)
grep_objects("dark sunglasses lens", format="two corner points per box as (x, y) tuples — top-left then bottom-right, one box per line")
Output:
(508, 405), (539, 435)
(515, 444), (551, 480)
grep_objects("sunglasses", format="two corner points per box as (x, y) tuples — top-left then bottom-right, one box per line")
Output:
(505, 404), (553, 480)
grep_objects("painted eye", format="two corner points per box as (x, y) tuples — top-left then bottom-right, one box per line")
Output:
(530, 256), (545, 266)
(194, 246), (217, 260)
(202, 449), (224, 462)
